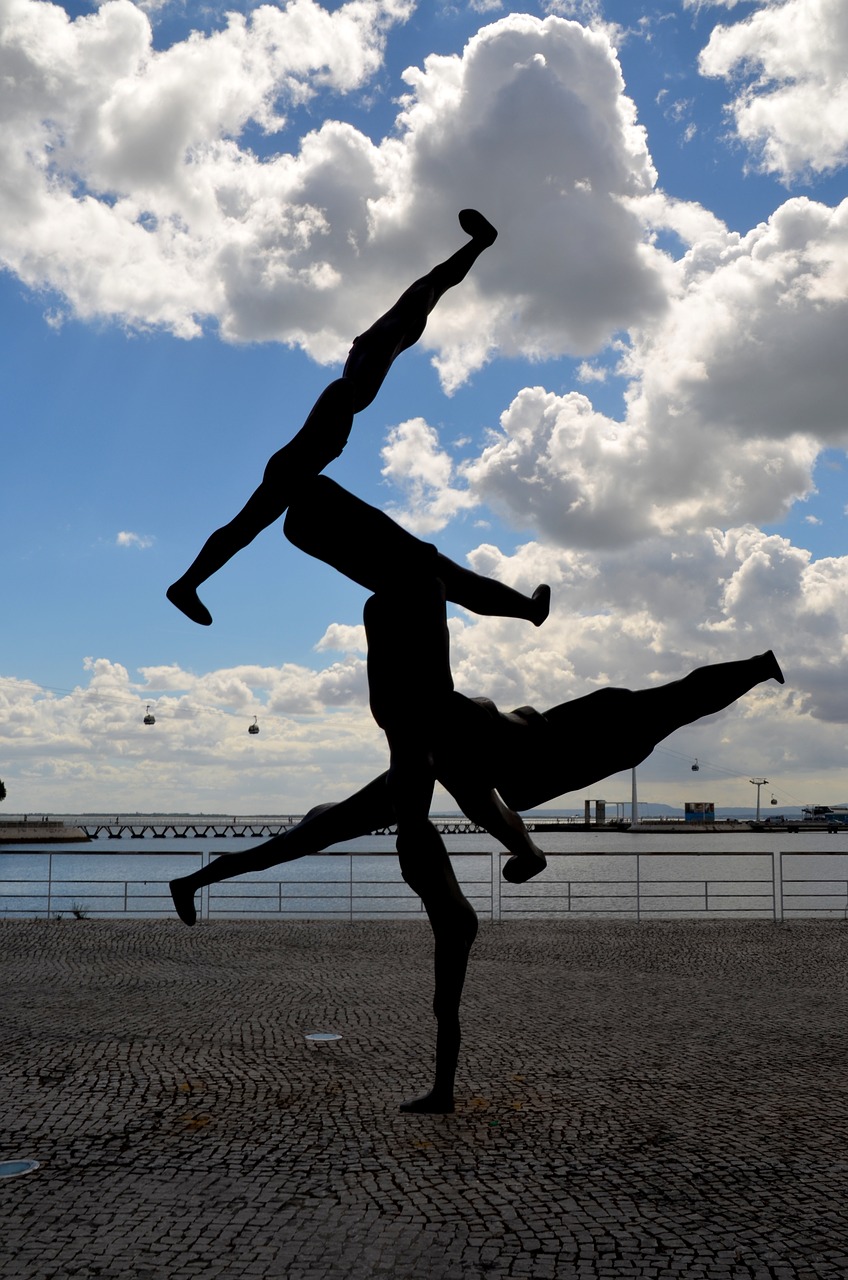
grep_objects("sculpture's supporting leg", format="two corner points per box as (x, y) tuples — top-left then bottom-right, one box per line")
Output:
(360, 577), (477, 1112)
(397, 823), (479, 1114)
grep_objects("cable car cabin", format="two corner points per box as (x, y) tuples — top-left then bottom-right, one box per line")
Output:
(248, 717), (260, 735)
(143, 706), (155, 726)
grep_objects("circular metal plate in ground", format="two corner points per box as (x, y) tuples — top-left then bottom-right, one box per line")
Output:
(0, 1160), (39, 1179)
(304, 1031), (342, 1042)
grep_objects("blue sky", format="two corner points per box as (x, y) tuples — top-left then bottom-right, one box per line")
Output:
(1, 0), (846, 814)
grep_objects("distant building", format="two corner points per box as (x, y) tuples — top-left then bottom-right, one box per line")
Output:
(685, 801), (715, 824)
(803, 805), (848, 826)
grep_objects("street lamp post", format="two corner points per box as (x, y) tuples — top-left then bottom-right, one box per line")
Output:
(750, 778), (768, 823)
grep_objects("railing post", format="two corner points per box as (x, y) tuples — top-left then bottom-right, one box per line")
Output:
(46, 851), (53, 920)
(349, 854), (353, 924)
(491, 851), (500, 922)
(635, 852), (640, 923)
(773, 850), (783, 922)
(200, 850), (209, 923)
(704, 880), (709, 915)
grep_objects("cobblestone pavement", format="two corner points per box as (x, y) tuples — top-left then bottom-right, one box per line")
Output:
(1, 918), (847, 1280)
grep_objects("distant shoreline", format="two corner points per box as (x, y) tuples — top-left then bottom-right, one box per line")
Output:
(3, 811), (839, 846)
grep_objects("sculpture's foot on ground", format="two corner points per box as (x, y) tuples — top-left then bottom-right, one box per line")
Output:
(502, 850), (547, 884)
(169, 879), (197, 927)
(530, 584), (551, 627)
(763, 650), (785, 684)
(458, 209), (497, 246)
(399, 1089), (455, 1114)
(166, 581), (213, 627)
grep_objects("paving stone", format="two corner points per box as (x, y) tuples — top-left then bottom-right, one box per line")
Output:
(0, 918), (847, 1279)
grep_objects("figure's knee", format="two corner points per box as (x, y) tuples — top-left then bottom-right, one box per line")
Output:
(262, 446), (290, 490)
(302, 801), (336, 823)
(283, 475), (337, 545)
(290, 378), (356, 467)
(311, 377), (356, 419)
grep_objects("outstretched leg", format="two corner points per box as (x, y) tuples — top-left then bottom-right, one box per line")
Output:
(630, 650), (785, 738)
(169, 774), (395, 925)
(342, 210), (497, 411)
(166, 379), (356, 625)
(166, 212), (497, 625)
(545, 651), (785, 744)
(285, 476), (549, 624)
(396, 823), (479, 1114)
(492, 651), (786, 813)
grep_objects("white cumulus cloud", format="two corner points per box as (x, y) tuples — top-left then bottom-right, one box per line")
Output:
(0, 8), (670, 385)
(696, 0), (848, 179)
(380, 417), (477, 532)
(385, 195), (848, 545)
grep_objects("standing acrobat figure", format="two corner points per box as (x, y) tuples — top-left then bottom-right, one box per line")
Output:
(167, 210), (500, 627)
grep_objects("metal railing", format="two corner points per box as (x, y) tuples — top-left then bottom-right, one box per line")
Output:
(3, 850), (848, 922)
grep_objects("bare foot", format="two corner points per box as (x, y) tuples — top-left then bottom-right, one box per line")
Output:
(458, 209), (497, 246)
(530, 584), (551, 627)
(169, 878), (197, 926)
(400, 1089), (455, 1114)
(502, 849), (547, 884)
(762, 650), (785, 684)
(166, 581), (213, 627)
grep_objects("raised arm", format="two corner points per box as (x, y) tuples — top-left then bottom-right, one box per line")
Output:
(440, 775), (547, 884)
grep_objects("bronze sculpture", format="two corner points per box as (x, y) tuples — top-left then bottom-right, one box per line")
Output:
(171, 476), (784, 1110)
(167, 211), (785, 1111)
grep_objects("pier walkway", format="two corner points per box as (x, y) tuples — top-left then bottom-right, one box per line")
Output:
(1, 815), (589, 843)
(1, 918), (847, 1279)
(76, 818), (489, 840)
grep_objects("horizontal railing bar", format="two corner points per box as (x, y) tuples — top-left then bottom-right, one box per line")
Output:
(4, 850), (848, 922)
(7, 847), (841, 856)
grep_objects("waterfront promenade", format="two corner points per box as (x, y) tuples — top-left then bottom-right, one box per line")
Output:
(2, 918), (847, 1279)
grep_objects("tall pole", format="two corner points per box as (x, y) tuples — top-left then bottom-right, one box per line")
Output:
(750, 778), (768, 823)
(631, 766), (638, 827)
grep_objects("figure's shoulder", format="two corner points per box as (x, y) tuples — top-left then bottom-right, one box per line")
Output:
(506, 704), (545, 728)
(465, 699), (545, 731)
(467, 695), (499, 716)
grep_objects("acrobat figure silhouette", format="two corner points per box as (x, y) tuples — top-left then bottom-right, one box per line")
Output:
(170, 476), (785, 1111)
(167, 209), (504, 628)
